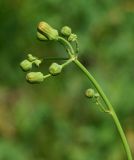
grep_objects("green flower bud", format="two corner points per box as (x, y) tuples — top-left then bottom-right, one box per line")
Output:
(28, 54), (36, 62)
(37, 31), (47, 41)
(33, 59), (42, 67)
(37, 21), (59, 40)
(26, 72), (44, 84)
(20, 59), (32, 72)
(85, 88), (95, 98)
(49, 63), (62, 76)
(61, 26), (72, 36)
(68, 33), (77, 42)
(94, 93), (100, 99)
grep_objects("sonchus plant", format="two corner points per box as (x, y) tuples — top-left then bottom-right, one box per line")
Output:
(20, 21), (132, 160)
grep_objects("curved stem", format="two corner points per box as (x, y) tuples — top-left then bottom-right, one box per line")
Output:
(74, 59), (132, 160)
(58, 36), (75, 56)
(56, 35), (132, 159)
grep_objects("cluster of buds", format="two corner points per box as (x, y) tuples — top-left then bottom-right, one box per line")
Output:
(37, 21), (77, 43)
(20, 53), (64, 83)
(20, 54), (42, 72)
(20, 54), (46, 84)
(85, 88), (100, 99)
(61, 26), (77, 42)
(20, 21), (78, 84)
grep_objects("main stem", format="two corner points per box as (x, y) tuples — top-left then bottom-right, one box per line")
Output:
(74, 59), (132, 160)
(57, 37), (132, 159)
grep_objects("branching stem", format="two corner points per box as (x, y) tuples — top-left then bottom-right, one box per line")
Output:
(74, 59), (132, 160)
(58, 36), (75, 56)
(58, 36), (132, 159)
(96, 100), (110, 114)
(35, 29), (133, 159)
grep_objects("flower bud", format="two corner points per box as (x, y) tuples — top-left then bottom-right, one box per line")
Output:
(68, 33), (77, 42)
(61, 26), (72, 36)
(37, 21), (59, 40)
(26, 72), (44, 84)
(85, 88), (95, 98)
(33, 59), (42, 67)
(20, 59), (32, 72)
(94, 93), (100, 99)
(28, 54), (36, 62)
(37, 31), (47, 41)
(49, 63), (62, 76)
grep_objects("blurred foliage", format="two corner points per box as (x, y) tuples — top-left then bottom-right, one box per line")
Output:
(0, 0), (134, 159)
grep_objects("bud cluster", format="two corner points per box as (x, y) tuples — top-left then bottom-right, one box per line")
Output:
(20, 21), (79, 84)
(60, 26), (77, 42)
(36, 21), (78, 45)
(20, 53), (67, 84)
(20, 54), (42, 72)
(85, 88), (100, 99)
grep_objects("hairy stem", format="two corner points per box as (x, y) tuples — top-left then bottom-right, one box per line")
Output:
(74, 58), (132, 160)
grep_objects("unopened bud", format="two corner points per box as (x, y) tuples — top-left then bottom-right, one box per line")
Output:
(49, 63), (62, 76)
(28, 54), (36, 62)
(26, 72), (44, 84)
(94, 93), (100, 99)
(85, 88), (95, 98)
(37, 21), (59, 40)
(68, 33), (77, 42)
(33, 59), (42, 67)
(20, 59), (32, 72)
(37, 31), (47, 41)
(61, 26), (72, 36)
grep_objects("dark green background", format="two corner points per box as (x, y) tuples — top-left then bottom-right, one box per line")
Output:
(0, 0), (134, 159)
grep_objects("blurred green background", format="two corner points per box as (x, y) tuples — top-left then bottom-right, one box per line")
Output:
(0, 0), (134, 159)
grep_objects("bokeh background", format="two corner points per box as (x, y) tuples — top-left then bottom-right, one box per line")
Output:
(0, 0), (134, 159)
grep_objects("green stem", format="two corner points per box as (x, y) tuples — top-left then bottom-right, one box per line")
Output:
(75, 39), (79, 54)
(58, 36), (75, 56)
(56, 35), (132, 159)
(74, 59), (132, 160)
(44, 57), (70, 61)
(62, 58), (74, 68)
(43, 74), (51, 79)
(96, 100), (110, 113)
